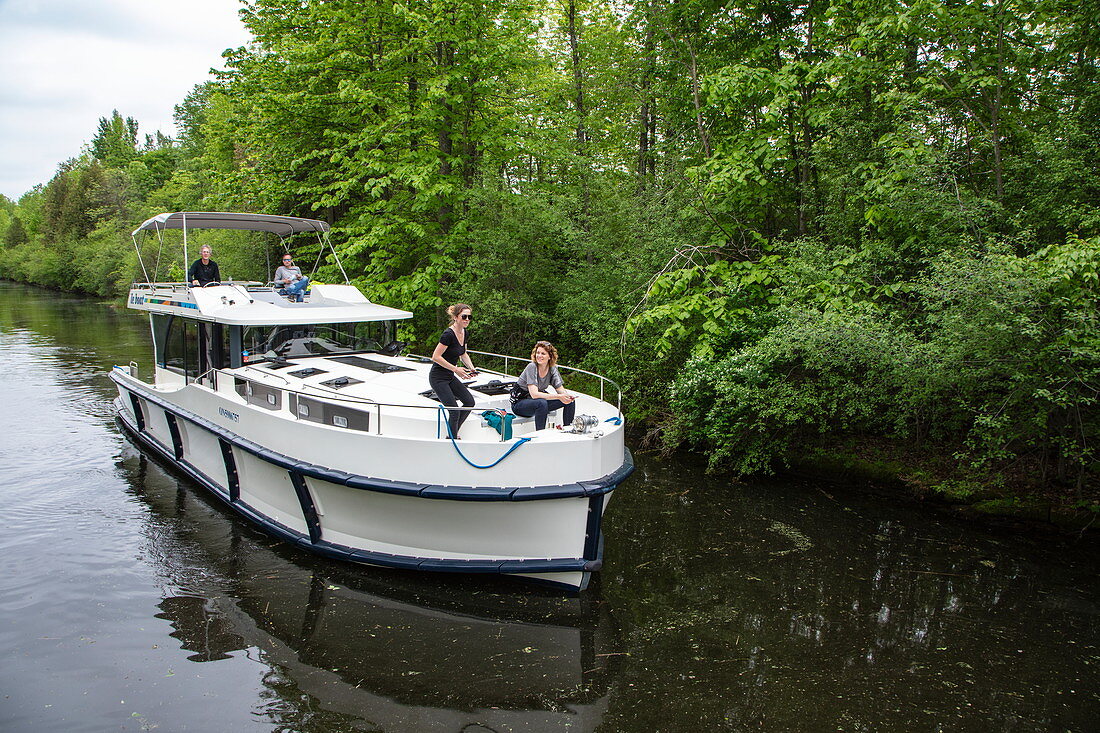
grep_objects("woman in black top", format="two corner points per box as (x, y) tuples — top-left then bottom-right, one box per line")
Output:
(429, 303), (478, 439)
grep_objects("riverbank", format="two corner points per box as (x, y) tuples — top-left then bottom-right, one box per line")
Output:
(632, 416), (1099, 534)
(787, 439), (1099, 533)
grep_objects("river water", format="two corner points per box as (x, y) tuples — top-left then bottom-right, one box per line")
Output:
(0, 281), (1096, 732)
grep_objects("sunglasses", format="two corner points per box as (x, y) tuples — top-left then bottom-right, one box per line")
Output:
(460, 314), (472, 321)
(282, 259), (293, 263)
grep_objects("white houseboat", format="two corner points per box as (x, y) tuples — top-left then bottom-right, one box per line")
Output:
(111, 212), (632, 590)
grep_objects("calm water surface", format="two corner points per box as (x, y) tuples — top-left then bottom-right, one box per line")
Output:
(1, 282), (1097, 732)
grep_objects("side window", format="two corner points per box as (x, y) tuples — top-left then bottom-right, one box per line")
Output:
(242, 325), (274, 362)
(165, 323), (184, 373)
(354, 321), (388, 348)
(180, 322), (198, 378)
(152, 314), (186, 372)
(197, 323), (228, 375)
(159, 316), (199, 380)
(152, 314), (171, 367)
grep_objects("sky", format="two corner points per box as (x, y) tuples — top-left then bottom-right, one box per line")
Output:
(0, 0), (252, 201)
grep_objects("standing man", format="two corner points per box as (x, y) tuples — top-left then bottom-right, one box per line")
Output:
(187, 245), (221, 286)
(274, 254), (310, 302)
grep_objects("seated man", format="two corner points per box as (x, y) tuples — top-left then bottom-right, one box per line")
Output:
(274, 254), (309, 302)
(187, 245), (220, 286)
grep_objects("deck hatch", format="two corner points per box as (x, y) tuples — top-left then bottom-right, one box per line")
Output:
(472, 379), (516, 396)
(319, 376), (363, 389)
(288, 367), (327, 378)
(328, 355), (413, 373)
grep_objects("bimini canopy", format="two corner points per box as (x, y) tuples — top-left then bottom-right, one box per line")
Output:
(132, 212), (330, 238)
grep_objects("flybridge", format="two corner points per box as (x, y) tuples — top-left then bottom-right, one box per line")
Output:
(125, 281), (413, 326)
(129, 210), (350, 285)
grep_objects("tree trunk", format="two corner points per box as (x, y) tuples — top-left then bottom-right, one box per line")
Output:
(567, 0), (587, 148)
(686, 38), (711, 158)
(796, 1), (816, 236)
(566, 0), (590, 243)
(637, 0), (656, 189)
(436, 40), (455, 235)
(990, 10), (1006, 202)
(463, 70), (479, 188)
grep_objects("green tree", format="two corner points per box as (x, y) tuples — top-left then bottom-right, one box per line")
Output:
(90, 110), (140, 168)
(3, 215), (28, 249)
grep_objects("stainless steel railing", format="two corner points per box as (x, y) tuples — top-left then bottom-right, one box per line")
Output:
(462, 349), (623, 414)
(160, 351), (623, 442)
(204, 367), (511, 440)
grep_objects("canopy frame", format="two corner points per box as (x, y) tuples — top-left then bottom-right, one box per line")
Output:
(130, 211), (350, 285)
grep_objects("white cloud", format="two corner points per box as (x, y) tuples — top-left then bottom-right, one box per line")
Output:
(0, 0), (251, 200)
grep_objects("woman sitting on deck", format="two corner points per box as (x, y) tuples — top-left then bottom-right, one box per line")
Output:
(511, 341), (576, 430)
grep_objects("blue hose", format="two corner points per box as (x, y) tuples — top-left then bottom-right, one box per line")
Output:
(438, 406), (531, 469)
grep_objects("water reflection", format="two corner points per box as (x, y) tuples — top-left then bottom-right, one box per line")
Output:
(600, 460), (1099, 730)
(156, 594), (244, 663)
(119, 447), (613, 730)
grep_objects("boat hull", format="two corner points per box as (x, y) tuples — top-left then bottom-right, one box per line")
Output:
(112, 375), (631, 591)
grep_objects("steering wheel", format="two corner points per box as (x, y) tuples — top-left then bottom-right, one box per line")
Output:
(202, 281), (222, 287)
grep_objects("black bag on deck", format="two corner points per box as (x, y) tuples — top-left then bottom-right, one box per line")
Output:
(509, 382), (528, 404)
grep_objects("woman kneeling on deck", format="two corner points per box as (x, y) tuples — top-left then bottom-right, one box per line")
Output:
(511, 341), (576, 430)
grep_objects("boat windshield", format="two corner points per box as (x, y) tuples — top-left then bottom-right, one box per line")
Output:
(243, 321), (394, 360)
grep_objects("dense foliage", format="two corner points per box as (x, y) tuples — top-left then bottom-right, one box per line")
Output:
(2, 0), (1097, 500)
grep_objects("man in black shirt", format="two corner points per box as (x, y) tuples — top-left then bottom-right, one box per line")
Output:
(187, 245), (221, 286)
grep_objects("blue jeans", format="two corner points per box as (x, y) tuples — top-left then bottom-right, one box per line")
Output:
(280, 277), (309, 301)
(512, 397), (575, 430)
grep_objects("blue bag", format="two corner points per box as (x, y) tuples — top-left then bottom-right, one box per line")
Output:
(482, 410), (514, 440)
